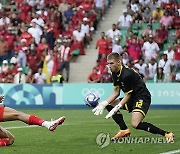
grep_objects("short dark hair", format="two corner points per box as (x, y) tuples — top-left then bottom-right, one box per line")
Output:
(107, 52), (120, 61)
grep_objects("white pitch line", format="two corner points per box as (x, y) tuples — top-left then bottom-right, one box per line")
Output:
(160, 149), (180, 154)
(2, 123), (180, 130)
(4, 125), (38, 129)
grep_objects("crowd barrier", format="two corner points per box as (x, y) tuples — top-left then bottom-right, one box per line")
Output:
(0, 83), (179, 109)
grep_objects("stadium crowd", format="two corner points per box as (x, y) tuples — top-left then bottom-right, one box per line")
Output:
(88, 0), (180, 83)
(0, 0), (113, 83)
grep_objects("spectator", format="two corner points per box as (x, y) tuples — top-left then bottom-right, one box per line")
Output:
(58, 40), (71, 82)
(51, 71), (64, 84)
(26, 68), (34, 83)
(130, 0), (139, 13)
(8, 57), (18, 77)
(105, 37), (113, 56)
(134, 59), (148, 80)
(81, 17), (92, 48)
(127, 38), (142, 63)
(100, 66), (112, 83)
(141, 24), (155, 39)
(28, 19), (42, 44)
(96, 32), (108, 60)
(58, 0), (69, 14)
(159, 11), (173, 29)
(0, 36), (9, 61)
(132, 10), (143, 23)
(117, 9), (132, 29)
(158, 54), (175, 82)
(139, 0), (151, 9)
(17, 39), (28, 68)
(112, 37), (123, 55)
(126, 4), (135, 16)
(11, 13), (22, 27)
(1, 60), (9, 73)
(172, 11), (180, 29)
(14, 67), (26, 84)
(106, 24), (121, 43)
(45, 50), (55, 78)
(0, 13), (10, 26)
(42, 26), (55, 50)
(99, 53), (107, 74)
(152, 5), (164, 22)
(73, 26), (85, 55)
(164, 46), (174, 61)
(154, 24), (168, 49)
(94, 0), (106, 20)
(142, 34), (160, 63)
(142, 7), (152, 23)
(88, 68), (101, 83)
(4, 26), (16, 55)
(154, 67), (165, 83)
(34, 68), (46, 84)
(20, 27), (33, 46)
(27, 49), (40, 74)
(93, 59), (101, 75)
(64, 4), (74, 24)
(122, 52), (129, 65)
(174, 38), (180, 71)
(175, 72), (180, 82)
(37, 37), (50, 58)
(147, 58), (157, 80)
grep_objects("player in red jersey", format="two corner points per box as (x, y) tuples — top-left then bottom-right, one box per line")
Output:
(0, 96), (65, 147)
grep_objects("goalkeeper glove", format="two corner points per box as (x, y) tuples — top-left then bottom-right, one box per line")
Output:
(92, 101), (109, 115)
(105, 103), (122, 119)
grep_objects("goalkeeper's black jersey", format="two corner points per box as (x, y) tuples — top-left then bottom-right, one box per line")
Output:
(112, 65), (151, 99)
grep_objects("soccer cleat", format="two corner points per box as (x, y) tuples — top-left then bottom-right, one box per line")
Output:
(165, 132), (174, 143)
(111, 129), (131, 141)
(49, 116), (65, 131)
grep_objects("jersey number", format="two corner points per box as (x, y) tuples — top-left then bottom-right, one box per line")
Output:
(135, 100), (143, 108)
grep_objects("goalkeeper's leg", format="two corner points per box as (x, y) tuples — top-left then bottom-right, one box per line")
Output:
(131, 112), (174, 143)
(106, 99), (131, 140)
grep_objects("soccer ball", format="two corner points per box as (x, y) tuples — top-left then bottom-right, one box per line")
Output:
(85, 92), (100, 107)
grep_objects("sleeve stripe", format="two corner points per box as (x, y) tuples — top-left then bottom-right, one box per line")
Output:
(125, 90), (133, 94)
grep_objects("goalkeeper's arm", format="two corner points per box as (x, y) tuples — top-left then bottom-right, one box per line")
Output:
(106, 86), (120, 105)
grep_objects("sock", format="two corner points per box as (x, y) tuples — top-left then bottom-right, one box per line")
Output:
(0, 138), (10, 146)
(41, 121), (50, 129)
(136, 122), (167, 136)
(28, 115), (44, 126)
(106, 105), (128, 130)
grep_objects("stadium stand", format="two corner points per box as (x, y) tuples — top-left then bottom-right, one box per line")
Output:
(0, 0), (115, 83)
(88, 0), (180, 83)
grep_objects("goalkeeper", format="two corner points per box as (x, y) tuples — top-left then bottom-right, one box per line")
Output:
(92, 52), (174, 142)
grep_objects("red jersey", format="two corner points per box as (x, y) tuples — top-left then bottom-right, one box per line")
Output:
(20, 32), (32, 45)
(27, 54), (39, 72)
(88, 73), (101, 81)
(106, 41), (112, 56)
(4, 32), (16, 51)
(96, 38), (108, 54)
(174, 45), (180, 60)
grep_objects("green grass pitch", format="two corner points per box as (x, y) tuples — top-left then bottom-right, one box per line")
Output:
(0, 109), (179, 154)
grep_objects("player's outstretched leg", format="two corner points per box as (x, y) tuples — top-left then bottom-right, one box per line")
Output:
(131, 112), (174, 142)
(106, 105), (131, 141)
(1, 106), (65, 132)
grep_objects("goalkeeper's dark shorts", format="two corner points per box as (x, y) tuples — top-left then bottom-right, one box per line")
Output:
(119, 96), (151, 117)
